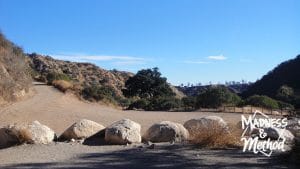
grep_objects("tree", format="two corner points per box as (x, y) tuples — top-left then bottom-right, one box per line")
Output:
(276, 85), (294, 101)
(196, 86), (242, 108)
(123, 67), (175, 99)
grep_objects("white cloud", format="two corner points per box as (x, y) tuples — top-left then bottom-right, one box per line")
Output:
(183, 60), (210, 64)
(49, 53), (147, 65)
(207, 54), (227, 60)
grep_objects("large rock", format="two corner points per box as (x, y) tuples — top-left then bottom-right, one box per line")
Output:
(143, 121), (189, 142)
(250, 127), (295, 144)
(184, 116), (228, 139)
(264, 127), (295, 144)
(286, 118), (300, 137)
(105, 119), (141, 144)
(0, 127), (20, 149)
(1, 121), (56, 146)
(59, 119), (105, 140)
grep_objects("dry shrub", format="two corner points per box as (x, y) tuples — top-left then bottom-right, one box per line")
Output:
(17, 127), (33, 143)
(52, 80), (73, 92)
(189, 122), (243, 148)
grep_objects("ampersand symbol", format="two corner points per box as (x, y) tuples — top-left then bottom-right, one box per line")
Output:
(259, 129), (267, 138)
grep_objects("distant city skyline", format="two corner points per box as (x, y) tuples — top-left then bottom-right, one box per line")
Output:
(0, 0), (299, 85)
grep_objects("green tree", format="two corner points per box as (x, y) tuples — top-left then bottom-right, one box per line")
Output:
(123, 67), (175, 99)
(196, 86), (242, 108)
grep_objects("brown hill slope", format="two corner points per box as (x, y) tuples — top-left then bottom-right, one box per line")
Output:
(0, 33), (31, 104)
(28, 54), (133, 97)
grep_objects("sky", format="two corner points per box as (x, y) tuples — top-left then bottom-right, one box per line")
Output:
(0, 0), (299, 85)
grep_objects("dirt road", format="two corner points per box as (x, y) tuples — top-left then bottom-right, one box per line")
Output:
(0, 83), (242, 134)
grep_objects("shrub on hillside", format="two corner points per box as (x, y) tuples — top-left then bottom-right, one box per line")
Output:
(52, 80), (73, 92)
(245, 95), (279, 109)
(46, 72), (72, 84)
(276, 85), (294, 102)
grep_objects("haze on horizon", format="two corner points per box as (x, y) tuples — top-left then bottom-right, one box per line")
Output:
(0, 0), (299, 85)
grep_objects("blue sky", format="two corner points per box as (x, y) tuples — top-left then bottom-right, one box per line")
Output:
(0, 0), (299, 85)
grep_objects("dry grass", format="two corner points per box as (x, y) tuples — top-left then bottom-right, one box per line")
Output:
(52, 80), (73, 92)
(189, 122), (243, 149)
(17, 127), (33, 144)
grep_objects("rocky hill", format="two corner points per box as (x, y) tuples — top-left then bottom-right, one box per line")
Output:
(0, 33), (32, 104)
(28, 54), (133, 97)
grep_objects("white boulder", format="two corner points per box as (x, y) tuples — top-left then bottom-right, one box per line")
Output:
(105, 119), (141, 144)
(60, 119), (105, 140)
(184, 116), (228, 139)
(143, 121), (189, 143)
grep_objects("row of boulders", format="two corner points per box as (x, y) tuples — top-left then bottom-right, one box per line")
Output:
(0, 116), (228, 148)
(1, 116), (299, 149)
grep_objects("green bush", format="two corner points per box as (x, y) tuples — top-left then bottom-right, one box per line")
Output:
(196, 86), (242, 108)
(181, 96), (197, 110)
(127, 99), (150, 110)
(146, 97), (181, 111)
(127, 97), (181, 111)
(114, 97), (133, 108)
(277, 101), (294, 110)
(46, 72), (72, 84)
(245, 95), (279, 109)
(82, 85), (115, 102)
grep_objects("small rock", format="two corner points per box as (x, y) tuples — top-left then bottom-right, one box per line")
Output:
(146, 141), (152, 146)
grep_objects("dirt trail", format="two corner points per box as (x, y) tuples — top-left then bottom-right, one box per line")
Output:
(0, 83), (241, 134)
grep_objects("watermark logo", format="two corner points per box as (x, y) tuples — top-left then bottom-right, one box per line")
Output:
(240, 110), (288, 157)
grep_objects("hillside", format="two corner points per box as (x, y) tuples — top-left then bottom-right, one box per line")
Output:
(0, 33), (31, 104)
(243, 55), (300, 107)
(28, 54), (133, 97)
